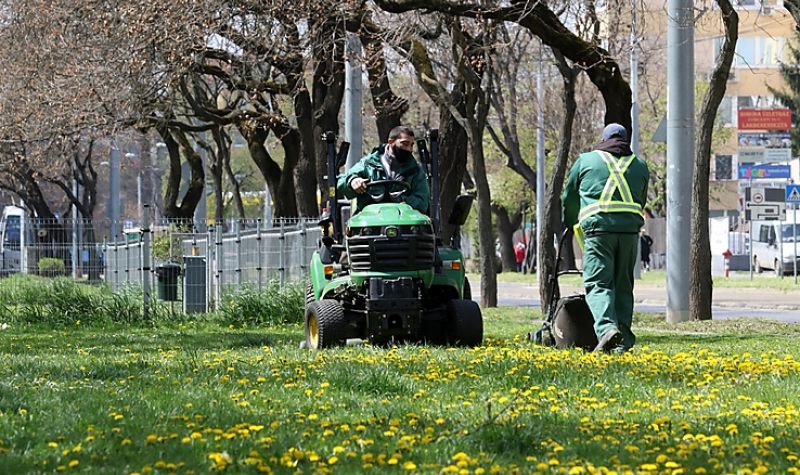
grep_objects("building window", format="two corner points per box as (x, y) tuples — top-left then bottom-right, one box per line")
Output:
(737, 37), (758, 66)
(729, 36), (787, 67)
(737, 95), (776, 109)
(718, 96), (734, 126)
(714, 155), (733, 180)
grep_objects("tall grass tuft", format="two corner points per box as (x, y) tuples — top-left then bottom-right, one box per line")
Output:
(219, 281), (304, 326)
(0, 274), (304, 328)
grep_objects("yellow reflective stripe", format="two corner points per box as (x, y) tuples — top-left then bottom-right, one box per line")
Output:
(578, 201), (644, 222)
(597, 152), (636, 204)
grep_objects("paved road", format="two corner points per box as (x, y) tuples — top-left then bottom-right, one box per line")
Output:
(474, 281), (800, 323)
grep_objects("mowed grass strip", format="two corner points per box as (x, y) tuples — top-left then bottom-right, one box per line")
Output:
(1, 310), (800, 474)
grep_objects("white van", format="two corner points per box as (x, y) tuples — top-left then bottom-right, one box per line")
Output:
(0, 205), (27, 274)
(751, 210), (800, 276)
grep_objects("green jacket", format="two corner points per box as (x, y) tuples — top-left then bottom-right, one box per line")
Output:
(562, 149), (649, 234)
(337, 144), (430, 214)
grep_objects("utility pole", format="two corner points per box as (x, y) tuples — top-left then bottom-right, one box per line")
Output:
(631, 0), (642, 280)
(194, 140), (207, 233)
(109, 145), (121, 240)
(666, 0), (694, 323)
(536, 43), (546, 279)
(72, 166), (80, 279)
(345, 33), (363, 169)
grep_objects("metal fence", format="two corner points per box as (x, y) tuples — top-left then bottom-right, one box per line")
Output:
(105, 217), (321, 312)
(0, 210), (320, 314)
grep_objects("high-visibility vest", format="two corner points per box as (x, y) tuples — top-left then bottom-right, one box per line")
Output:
(577, 151), (644, 224)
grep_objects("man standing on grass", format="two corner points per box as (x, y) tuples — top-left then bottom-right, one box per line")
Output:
(562, 123), (649, 354)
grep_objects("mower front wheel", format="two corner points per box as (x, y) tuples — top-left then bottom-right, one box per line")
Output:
(447, 299), (483, 347)
(305, 300), (347, 350)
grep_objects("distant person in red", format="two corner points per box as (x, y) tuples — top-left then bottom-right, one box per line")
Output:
(514, 242), (526, 272)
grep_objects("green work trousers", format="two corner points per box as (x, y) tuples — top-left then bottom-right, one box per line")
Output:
(582, 232), (639, 350)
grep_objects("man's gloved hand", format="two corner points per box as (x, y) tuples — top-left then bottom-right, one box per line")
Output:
(350, 177), (368, 194)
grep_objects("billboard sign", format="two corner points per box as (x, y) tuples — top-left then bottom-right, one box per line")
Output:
(738, 132), (791, 148)
(738, 164), (792, 179)
(738, 108), (792, 130)
(738, 148), (794, 163)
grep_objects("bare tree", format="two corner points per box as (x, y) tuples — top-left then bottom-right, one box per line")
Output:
(690, 0), (737, 321)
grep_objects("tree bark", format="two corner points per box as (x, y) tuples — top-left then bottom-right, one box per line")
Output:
(539, 50), (579, 312)
(785, 0), (800, 30)
(311, 17), (346, 212)
(690, 0), (737, 321)
(157, 125), (203, 223)
(239, 121), (299, 219)
(492, 203), (523, 272)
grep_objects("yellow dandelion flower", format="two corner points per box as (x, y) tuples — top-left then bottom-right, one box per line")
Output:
(403, 461), (417, 470)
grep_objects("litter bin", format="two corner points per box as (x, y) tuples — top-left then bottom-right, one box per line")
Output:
(155, 262), (181, 301)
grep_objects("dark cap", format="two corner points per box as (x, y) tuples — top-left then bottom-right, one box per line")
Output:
(602, 123), (628, 142)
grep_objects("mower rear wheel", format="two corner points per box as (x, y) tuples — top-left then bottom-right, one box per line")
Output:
(305, 300), (346, 350)
(305, 280), (315, 309)
(447, 299), (483, 347)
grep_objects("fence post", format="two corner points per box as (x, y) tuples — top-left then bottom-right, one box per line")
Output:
(141, 205), (151, 321)
(256, 220), (263, 291)
(206, 228), (213, 312)
(215, 223), (223, 310)
(279, 220), (286, 290)
(113, 235), (119, 291)
(236, 220), (242, 286)
(299, 219), (307, 276)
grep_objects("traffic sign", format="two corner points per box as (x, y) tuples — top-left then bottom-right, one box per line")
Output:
(788, 184), (800, 204)
(744, 203), (786, 221)
(744, 186), (786, 203)
(751, 188), (765, 204)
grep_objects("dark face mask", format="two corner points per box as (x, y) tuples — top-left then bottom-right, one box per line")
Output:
(392, 145), (414, 162)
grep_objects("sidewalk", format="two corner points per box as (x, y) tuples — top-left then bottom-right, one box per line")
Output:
(486, 279), (800, 311)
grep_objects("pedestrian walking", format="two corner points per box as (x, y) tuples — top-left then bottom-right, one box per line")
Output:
(640, 230), (653, 271)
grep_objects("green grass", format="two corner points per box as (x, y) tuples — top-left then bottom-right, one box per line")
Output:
(2, 308), (800, 473)
(470, 269), (800, 292)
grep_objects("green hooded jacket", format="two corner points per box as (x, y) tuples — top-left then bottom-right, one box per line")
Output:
(337, 144), (430, 214)
(562, 141), (649, 234)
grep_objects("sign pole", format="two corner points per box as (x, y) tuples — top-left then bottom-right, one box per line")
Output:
(794, 204), (797, 285)
(749, 179), (753, 280)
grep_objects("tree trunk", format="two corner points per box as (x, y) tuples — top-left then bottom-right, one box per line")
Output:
(360, 28), (409, 139)
(312, 19), (346, 211)
(158, 126), (203, 223)
(239, 121), (299, 219)
(539, 51), (579, 312)
(291, 77), (319, 217)
(221, 146), (246, 221)
(492, 203), (522, 272)
(472, 139), (496, 307)
(690, 0), (737, 321)
(438, 84), (469, 245)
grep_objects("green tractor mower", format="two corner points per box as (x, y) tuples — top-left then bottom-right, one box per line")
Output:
(304, 129), (482, 349)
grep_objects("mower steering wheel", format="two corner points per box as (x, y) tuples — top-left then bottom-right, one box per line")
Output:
(365, 179), (411, 203)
